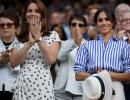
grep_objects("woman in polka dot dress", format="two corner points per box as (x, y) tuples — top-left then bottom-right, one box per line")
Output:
(10, 0), (60, 100)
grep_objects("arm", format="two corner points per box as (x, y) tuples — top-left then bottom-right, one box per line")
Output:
(10, 42), (33, 68)
(57, 39), (76, 61)
(29, 18), (60, 64)
(109, 72), (130, 81)
(36, 40), (60, 64)
(74, 43), (89, 81)
(110, 44), (130, 81)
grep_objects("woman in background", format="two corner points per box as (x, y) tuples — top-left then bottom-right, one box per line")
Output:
(54, 13), (87, 100)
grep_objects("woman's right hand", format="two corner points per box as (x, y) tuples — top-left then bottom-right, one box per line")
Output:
(28, 31), (35, 46)
(72, 28), (82, 46)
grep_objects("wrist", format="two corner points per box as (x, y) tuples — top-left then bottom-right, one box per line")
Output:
(26, 42), (34, 47)
(35, 37), (43, 43)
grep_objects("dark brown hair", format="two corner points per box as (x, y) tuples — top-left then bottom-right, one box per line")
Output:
(17, 0), (49, 43)
(94, 8), (116, 29)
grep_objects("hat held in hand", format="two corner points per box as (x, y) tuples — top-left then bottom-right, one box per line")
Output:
(82, 70), (113, 100)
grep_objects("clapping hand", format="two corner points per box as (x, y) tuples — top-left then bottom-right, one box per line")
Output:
(29, 15), (42, 40)
(74, 28), (82, 47)
(0, 49), (12, 64)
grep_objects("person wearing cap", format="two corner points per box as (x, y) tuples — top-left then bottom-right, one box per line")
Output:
(74, 8), (130, 100)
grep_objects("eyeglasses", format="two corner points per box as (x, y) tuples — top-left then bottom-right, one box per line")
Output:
(97, 17), (110, 22)
(121, 18), (130, 22)
(70, 22), (85, 28)
(0, 23), (14, 29)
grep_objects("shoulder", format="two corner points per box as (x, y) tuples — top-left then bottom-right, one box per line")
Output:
(44, 31), (60, 41)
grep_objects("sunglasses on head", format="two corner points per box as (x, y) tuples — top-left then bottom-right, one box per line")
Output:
(70, 22), (85, 28)
(97, 17), (110, 22)
(0, 23), (14, 29)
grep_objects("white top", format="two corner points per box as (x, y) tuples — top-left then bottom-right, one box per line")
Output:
(0, 38), (20, 91)
(54, 39), (86, 95)
(12, 31), (60, 100)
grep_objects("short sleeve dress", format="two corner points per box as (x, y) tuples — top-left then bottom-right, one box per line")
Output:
(12, 31), (60, 100)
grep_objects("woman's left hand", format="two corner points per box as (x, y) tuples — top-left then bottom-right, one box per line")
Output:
(29, 16), (42, 40)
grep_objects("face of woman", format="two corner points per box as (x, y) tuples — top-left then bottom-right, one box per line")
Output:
(70, 19), (86, 39)
(97, 11), (113, 35)
(26, 2), (41, 24)
(0, 17), (17, 37)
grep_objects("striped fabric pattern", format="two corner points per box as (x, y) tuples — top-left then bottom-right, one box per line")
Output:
(74, 35), (130, 74)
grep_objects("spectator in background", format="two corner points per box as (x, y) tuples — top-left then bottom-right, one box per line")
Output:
(0, 9), (20, 100)
(54, 13), (87, 100)
(74, 8), (130, 100)
(50, 24), (67, 83)
(120, 10), (130, 100)
(87, 24), (98, 40)
(115, 4), (130, 43)
(49, 10), (63, 26)
(86, 4), (100, 40)
(121, 10), (130, 43)
(62, 5), (74, 39)
(115, 3), (130, 32)
(10, 0), (60, 100)
(87, 4), (100, 25)
(50, 24), (67, 40)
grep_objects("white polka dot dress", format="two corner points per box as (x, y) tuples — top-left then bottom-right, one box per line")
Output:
(12, 31), (60, 100)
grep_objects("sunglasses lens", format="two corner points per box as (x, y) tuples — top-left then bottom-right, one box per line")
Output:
(71, 23), (77, 27)
(71, 23), (85, 28)
(0, 23), (14, 29)
(79, 24), (84, 27)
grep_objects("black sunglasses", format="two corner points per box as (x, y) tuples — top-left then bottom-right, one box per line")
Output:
(70, 22), (85, 28)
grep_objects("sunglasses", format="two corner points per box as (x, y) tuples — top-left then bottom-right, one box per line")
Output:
(121, 18), (130, 22)
(70, 22), (85, 28)
(97, 17), (110, 22)
(0, 23), (14, 29)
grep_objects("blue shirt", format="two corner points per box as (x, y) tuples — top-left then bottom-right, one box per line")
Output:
(74, 35), (130, 74)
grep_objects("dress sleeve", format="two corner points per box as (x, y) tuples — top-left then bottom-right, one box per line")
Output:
(43, 31), (61, 47)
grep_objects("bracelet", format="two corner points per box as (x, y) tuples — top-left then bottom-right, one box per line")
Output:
(35, 37), (43, 43)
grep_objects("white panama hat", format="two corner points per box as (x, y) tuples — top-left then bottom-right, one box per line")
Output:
(82, 70), (113, 100)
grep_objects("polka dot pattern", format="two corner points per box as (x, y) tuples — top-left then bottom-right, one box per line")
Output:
(12, 31), (60, 100)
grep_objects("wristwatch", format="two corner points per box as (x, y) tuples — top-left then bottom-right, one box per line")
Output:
(35, 37), (43, 43)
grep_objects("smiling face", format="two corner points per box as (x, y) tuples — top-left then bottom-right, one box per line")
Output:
(96, 11), (113, 36)
(26, 2), (41, 24)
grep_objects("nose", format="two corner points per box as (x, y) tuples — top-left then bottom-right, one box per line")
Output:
(3, 24), (8, 29)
